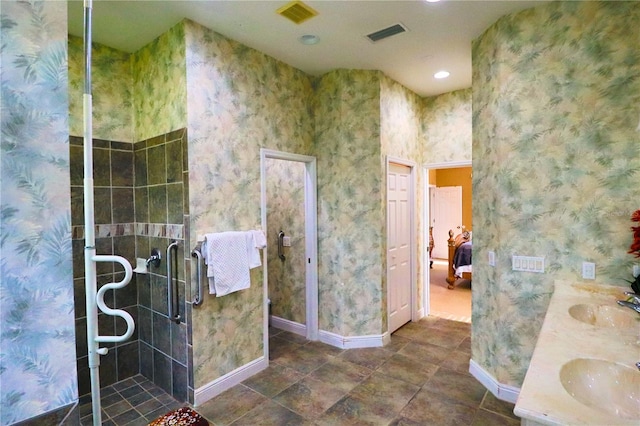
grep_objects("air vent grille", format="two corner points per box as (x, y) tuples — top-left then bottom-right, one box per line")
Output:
(276, 1), (318, 24)
(366, 23), (408, 42)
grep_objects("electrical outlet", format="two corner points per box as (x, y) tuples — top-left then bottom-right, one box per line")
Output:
(633, 265), (640, 278)
(282, 236), (291, 247)
(582, 262), (596, 280)
(488, 251), (495, 267)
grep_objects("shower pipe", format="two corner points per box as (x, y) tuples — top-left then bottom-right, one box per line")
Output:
(83, 1), (135, 425)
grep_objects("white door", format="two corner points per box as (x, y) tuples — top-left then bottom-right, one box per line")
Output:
(432, 186), (462, 259)
(388, 163), (412, 333)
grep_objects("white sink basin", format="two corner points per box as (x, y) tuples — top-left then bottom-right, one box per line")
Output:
(568, 303), (637, 328)
(559, 358), (640, 420)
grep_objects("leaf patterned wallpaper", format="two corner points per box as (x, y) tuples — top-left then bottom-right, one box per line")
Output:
(133, 22), (187, 141)
(314, 69), (385, 337)
(380, 76), (426, 319)
(184, 20), (315, 388)
(266, 158), (307, 324)
(7, 2), (594, 415)
(423, 88), (472, 164)
(0, 1), (76, 423)
(68, 35), (133, 142)
(69, 21), (186, 143)
(472, 1), (640, 387)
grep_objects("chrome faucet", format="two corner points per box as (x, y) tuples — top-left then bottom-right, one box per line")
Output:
(624, 292), (640, 303)
(617, 292), (640, 313)
(146, 248), (161, 268)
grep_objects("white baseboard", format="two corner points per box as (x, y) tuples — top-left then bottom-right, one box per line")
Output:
(469, 358), (520, 404)
(415, 307), (425, 320)
(270, 315), (307, 337)
(194, 356), (268, 407)
(269, 317), (391, 349)
(319, 330), (390, 349)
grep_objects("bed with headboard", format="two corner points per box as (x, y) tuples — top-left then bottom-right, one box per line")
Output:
(446, 226), (472, 289)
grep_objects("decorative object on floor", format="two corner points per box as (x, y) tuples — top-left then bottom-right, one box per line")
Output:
(148, 407), (209, 426)
(429, 226), (434, 269)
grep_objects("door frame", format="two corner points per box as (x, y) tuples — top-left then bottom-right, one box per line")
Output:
(386, 156), (418, 331)
(260, 149), (319, 360)
(422, 160), (472, 318)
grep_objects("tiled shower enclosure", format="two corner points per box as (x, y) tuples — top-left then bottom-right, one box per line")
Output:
(71, 128), (193, 403)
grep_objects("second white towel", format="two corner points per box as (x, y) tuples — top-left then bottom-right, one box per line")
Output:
(247, 230), (267, 268)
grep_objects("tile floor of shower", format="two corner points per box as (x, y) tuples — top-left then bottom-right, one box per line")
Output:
(80, 317), (519, 425)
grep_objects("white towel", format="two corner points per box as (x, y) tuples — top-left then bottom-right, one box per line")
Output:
(246, 230), (266, 268)
(204, 232), (250, 297)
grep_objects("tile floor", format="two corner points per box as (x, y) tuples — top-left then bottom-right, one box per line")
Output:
(78, 376), (182, 425)
(81, 317), (520, 425)
(198, 317), (520, 425)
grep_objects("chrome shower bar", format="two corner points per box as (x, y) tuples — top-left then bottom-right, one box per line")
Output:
(166, 241), (181, 323)
(191, 242), (204, 306)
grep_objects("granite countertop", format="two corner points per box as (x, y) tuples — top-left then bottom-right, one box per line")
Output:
(514, 281), (640, 425)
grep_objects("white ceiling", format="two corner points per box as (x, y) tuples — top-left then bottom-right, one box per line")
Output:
(68, 0), (545, 97)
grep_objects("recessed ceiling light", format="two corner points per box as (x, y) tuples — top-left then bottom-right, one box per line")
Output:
(434, 70), (450, 79)
(299, 34), (320, 45)
(425, 0), (442, 3)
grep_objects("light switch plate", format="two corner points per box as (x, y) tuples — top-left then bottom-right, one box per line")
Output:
(488, 251), (495, 267)
(582, 262), (596, 280)
(512, 255), (545, 273)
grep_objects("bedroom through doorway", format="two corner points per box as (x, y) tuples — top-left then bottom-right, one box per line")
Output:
(426, 164), (472, 323)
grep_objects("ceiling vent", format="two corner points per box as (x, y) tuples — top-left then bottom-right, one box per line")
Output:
(366, 23), (408, 43)
(276, 1), (319, 25)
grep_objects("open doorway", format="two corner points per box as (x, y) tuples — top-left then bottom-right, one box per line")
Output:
(424, 162), (472, 323)
(260, 149), (318, 361)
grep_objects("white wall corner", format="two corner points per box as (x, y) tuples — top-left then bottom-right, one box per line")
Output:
(194, 356), (268, 407)
(319, 330), (387, 349)
(469, 359), (521, 404)
(381, 331), (391, 346)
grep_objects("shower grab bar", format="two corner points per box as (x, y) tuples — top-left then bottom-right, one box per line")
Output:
(167, 241), (181, 324)
(278, 231), (286, 261)
(191, 242), (204, 306)
(94, 255), (135, 343)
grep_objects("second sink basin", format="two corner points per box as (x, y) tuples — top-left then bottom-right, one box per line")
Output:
(560, 358), (640, 420)
(568, 303), (637, 328)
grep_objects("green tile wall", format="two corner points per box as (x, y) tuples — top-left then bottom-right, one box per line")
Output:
(69, 136), (140, 398)
(134, 128), (190, 401)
